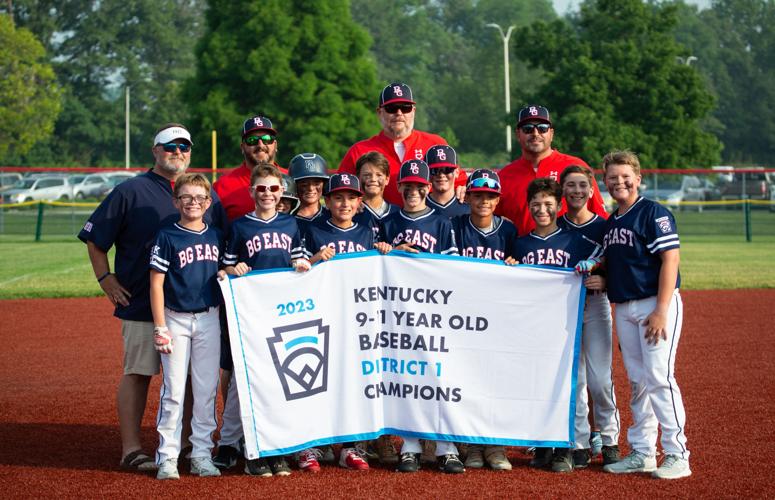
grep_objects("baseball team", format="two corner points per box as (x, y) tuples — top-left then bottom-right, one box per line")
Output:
(80, 82), (691, 481)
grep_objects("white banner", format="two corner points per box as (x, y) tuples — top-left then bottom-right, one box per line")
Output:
(219, 251), (585, 459)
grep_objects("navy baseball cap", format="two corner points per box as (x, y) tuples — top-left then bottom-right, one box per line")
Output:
(425, 145), (458, 169)
(379, 82), (415, 107)
(325, 173), (362, 196)
(466, 169), (502, 194)
(517, 105), (552, 127)
(398, 160), (430, 185)
(242, 115), (277, 137)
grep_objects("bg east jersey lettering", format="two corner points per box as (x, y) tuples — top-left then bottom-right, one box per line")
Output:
(178, 243), (220, 268)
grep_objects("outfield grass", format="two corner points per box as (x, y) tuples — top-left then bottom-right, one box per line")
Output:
(0, 238), (772, 299)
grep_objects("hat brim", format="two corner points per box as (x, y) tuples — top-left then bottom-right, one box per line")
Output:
(243, 127), (278, 137)
(325, 186), (363, 196)
(381, 98), (416, 107)
(466, 186), (501, 194)
(517, 117), (552, 128)
(398, 176), (430, 185)
(429, 163), (458, 169)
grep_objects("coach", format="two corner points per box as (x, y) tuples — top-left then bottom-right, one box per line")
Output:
(79, 123), (226, 471)
(496, 105), (608, 235)
(338, 82), (465, 206)
(214, 115), (287, 221)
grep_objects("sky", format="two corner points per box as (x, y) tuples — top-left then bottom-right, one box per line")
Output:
(552, 0), (712, 14)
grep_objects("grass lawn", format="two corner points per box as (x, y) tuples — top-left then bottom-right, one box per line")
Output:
(0, 237), (773, 299)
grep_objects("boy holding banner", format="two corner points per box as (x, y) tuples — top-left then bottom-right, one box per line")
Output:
(513, 177), (605, 470)
(379, 160), (465, 474)
(218, 164), (308, 477)
(449, 168), (517, 471)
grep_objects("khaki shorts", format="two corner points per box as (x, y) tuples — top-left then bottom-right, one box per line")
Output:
(121, 320), (161, 376)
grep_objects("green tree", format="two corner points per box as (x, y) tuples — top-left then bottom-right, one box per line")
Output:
(513, 0), (721, 168)
(0, 14), (61, 159)
(186, 0), (379, 168)
(6, 1), (204, 167)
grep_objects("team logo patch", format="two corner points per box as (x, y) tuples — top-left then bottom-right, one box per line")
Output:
(410, 163), (419, 174)
(253, 117), (264, 127)
(267, 319), (330, 401)
(414, 149), (423, 160)
(83, 221), (93, 233)
(656, 216), (672, 234)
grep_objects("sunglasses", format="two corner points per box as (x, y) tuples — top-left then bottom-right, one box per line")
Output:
(469, 177), (501, 190)
(244, 134), (276, 146)
(520, 123), (552, 135)
(176, 194), (209, 204)
(161, 142), (191, 153)
(251, 184), (282, 193)
(383, 103), (414, 114)
(430, 167), (457, 176)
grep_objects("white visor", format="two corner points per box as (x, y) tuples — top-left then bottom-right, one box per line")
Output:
(153, 127), (192, 146)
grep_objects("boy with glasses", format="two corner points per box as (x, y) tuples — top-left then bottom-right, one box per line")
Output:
(426, 145), (470, 218)
(218, 164), (308, 478)
(150, 173), (224, 480)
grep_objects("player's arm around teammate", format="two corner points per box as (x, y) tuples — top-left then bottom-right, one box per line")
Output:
(600, 151), (690, 480)
(149, 174), (223, 480)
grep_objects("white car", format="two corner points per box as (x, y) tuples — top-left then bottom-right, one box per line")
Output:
(2, 176), (73, 203)
(0, 172), (23, 192)
(71, 173), (110, 199)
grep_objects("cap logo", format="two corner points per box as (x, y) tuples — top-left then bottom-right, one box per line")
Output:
(481, 172), (490, 178)
(305, 160), (314, 169)
(436, 148), (446, 161)
(341, 175), (351, 185)
(410, 163), (419, 174)
(529, 106), (539, 116)
(393, 85), (403, 96)
(253, 117), (264, 126)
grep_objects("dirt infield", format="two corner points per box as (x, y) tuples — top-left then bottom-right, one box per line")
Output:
(0, 290), (773, 498)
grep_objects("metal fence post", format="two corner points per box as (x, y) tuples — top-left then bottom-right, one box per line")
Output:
(743, 196), (752, 242)
(35, 202), (45, 242)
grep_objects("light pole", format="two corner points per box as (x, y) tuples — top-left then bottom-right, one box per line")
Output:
(676, 56), (698, 66)
(486, 23), (515, 154)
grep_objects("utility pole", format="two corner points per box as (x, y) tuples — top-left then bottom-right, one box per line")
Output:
(486, 23), (516, 154)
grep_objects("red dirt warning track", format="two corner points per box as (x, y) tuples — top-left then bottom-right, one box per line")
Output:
(0, 290), (773, 498)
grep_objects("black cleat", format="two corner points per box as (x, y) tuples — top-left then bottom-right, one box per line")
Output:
(602, 445), (621, 466)
(438, 454), (465, 474)
(213, 445), (240, 470)
(397, 452), (420, 473)
(529, 447), (554, 468)
(244, 457), (272, 477)
(551, 448), (573, 472)
(573, 448), (591, 469)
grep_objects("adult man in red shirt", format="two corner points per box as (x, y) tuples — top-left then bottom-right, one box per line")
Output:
(339, 82), (465, 206)
(496, 105), (608, 235)
(213, 115), (287, 221)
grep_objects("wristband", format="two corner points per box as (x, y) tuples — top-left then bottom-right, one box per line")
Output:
(154, 326), (169, 334)
(97, 272), (111, 283)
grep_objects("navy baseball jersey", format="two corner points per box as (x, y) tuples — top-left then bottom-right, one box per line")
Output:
(353, 201), (400, 239)
(426, 196), (471, 219)
(451, 215), (517, 261)
(380, 209), (458, 255)
(149, 223), (223, 313)
(295, 206), (331, 236)
(603, 197), (681, 303)
(558, 213), (607, 245)
(78, 170), (227, 321)
(303, 220), (376, 258)
(515, 227), (601, 268)
(223, 212), (304, 271)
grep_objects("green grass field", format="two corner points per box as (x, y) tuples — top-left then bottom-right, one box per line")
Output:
(0, 237), (772, 299)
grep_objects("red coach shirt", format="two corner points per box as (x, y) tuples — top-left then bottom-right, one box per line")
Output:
(213, 161), (287, 221)
(496, 150), (608, 236)
(338, 130), (466, 206)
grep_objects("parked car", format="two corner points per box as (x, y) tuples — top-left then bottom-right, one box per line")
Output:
(664, 176), (720, 210)
(596, 180), (615, 212)
(2, 176), (73, 203)
(99, 172), (137, 198)
(0, 172), (23, 192)
(718, 169), (774, 201)
(71, 173), (110, 199)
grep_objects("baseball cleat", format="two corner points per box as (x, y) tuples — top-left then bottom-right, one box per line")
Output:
(652, 455), (691, 479)
(190, 457), (221, 477)
(485, 447), (512, 471)
(339, 448), (369, 470)
(156, 458), (179, 480)
(551, 449), (573, 473)
(438, 454), (465, 474)
(529, 447), (554, 468)
(603, 450), (656, 474)
(464, 445), (484, 469)
(397, 452), (420, 473)
(602, 445), (621, 466)
(268, 456), (292, 476)
(213, 444), (240, 469)
(572, 449), (591, 469)
(244, 458), (272, 477)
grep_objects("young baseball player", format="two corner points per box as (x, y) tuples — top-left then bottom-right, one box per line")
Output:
(295, 173), (392, 472)
(217, 164), (308, 478)
(449, 169), (516, 471)
(353, 151), (400, 238)
(600, 151), (690, 479)
(551, 165), (621, 472)
(379, 160), (464, 474)
(513, 177), (603, 470)
(149, 173), (223, 480)
(425, 145), (470, 218)
(278, 173), (300, 214)
(288, 153), (331, 234)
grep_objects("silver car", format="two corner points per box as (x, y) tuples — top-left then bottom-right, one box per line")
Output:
(71, 173), (110, 199)
(2, 176), (73, 203)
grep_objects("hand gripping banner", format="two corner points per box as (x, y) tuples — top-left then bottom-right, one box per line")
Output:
(219, 251), (585, 459)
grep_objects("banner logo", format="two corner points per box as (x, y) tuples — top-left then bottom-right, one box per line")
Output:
(267, 319), (330, 401)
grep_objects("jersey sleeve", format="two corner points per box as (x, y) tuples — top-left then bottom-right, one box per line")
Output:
(222, 223), (241, 266)
(645, 204), (680, 254)
(149, 231), (172, 274)
(580, 234), (604, 261)
(439, 219), (459, 256)
(77, 188), (126, 251)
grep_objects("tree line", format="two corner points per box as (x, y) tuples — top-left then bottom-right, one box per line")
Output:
(1, 0), (773, 169)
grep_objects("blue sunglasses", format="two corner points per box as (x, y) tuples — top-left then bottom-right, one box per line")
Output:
(469, 177), (500, 191)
